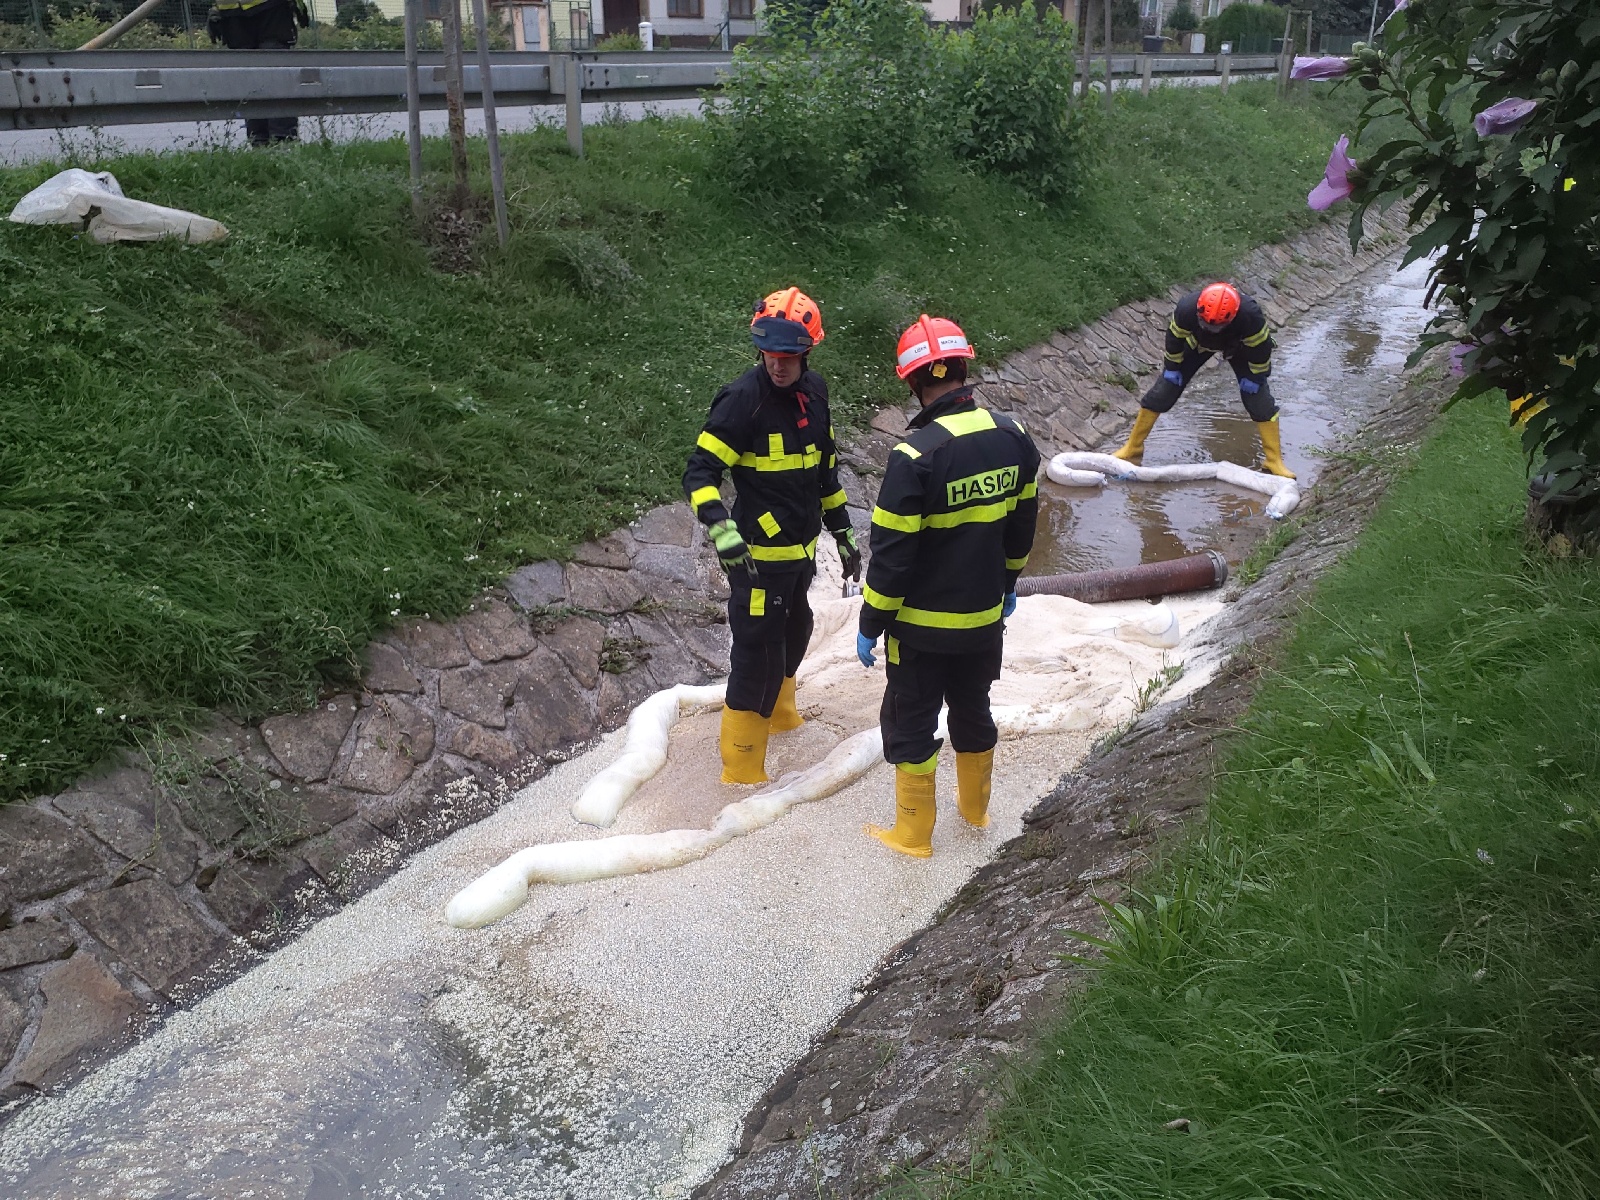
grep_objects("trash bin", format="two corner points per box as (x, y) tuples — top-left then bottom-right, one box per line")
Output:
(1142, 34), (1164, 52)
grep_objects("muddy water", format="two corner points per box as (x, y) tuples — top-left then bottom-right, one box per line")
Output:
(1028, 255), (1434, 576)
(0, 256), (1432, 1200)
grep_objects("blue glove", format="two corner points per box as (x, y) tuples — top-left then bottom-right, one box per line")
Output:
(857, 633), (878, 669)
(1002, 592), (1017, 618)
(1162, 369), (1183, 385)
(1239, 377), (1261, 395)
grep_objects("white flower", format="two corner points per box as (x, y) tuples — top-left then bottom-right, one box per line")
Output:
(96, 706), (105, 715)
(1476, 848), (1495, 865)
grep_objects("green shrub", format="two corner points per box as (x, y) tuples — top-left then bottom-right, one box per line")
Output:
(335, 0), (382, 29)
(706, 0), (935, 216)
(941, 6), (1102, 202)
(1206, 2), (1284, 52)
(595, 30), (642, 51)
(1167, 2), (1198, 33)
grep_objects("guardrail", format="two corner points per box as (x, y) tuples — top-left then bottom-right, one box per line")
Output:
(0, 49), (1281, 131)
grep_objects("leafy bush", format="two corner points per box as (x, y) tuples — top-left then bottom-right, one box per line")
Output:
(706, 0), (935, 216)
(1206, 2), (1283, 52)
(595, 30), (642, 51)
(1338, 0), (1600, 503)
(1166, 2), (1198, 34)
(941, 6), (1102, 202)
(334, 0), (382, 29)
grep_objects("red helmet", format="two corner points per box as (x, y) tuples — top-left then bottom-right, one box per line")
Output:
(1197, 282), (1242, 328)
(895, 314), (975, 380)
(751, 286), (825, 355)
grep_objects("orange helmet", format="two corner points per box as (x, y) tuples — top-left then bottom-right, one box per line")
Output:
(751, 287), (825, 355)
(895, 314), (974, 380)
(1197, 282), (1242, 328)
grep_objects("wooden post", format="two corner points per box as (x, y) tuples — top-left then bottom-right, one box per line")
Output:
(1140, 52), (1152, 96)
(1277, 8), (1293, 98)
(1102, 0), (1113, 108)
(1218, 49), (1230, 95)
(404, 0), (425, 219)
(1077, 0), (1091, 101)
(565, 55), (584, 158)
(470, 0), (510, 247)
(441, 0), (471, 208)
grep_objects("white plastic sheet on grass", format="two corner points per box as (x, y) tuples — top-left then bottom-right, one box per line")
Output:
(9, 168), (229, 244)
(1047, 450), (1302, 519)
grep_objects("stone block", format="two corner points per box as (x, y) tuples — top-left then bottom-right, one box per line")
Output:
(542, 616), (607, 690)
(12, 953), (139, 1090)
(281, 781), (362, 839)
(449, 722), (523, 774)
(52, 766), (197, 885)
(565, 564), (645, 614)
(68, 879), (225, 996)
(571, 531), (633, 570)
(390, 619), (470, 670)
(628, 614), (710, 691)
(504, 559), (567, 611)
(361, 757), (466, 837)
(334, 697), (436, 796)
(0, 919), (76, 972)
(597, 665), (660, 729)
(361, 643), (423, 695)
(201, 857), (320, 936)
(260, 695), (359, 783)
(630, 503), (697, 547)
(299, 820), (400, 898)
(438, 662), (519, 729)
(0, 978), (27, 1071)
(632, 543), (702, 590)
(458, 599), (538, 663)
(508, 649), (598, 757)
(0, 805), (104, 911)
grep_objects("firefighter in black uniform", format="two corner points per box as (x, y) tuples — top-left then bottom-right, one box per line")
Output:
(1113, 281), (1295, 478)
(683, 288), (861, 785)
(207, 0), (310, 146)
(857, 315), (1040, 858)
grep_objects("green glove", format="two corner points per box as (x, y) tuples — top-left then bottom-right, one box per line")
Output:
(709, 519), (754, 574)
(835, 527), (862, 581)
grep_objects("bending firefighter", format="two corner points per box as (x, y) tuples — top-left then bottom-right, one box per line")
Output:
(206, 0), (310, 146)
(1114, 282), (1296, 478)
(683, 288), (862, 785)
(857, 316), (1040, 858)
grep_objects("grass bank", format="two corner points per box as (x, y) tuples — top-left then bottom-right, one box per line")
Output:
(0, 82), (1352, 800)
(937, 402), (1600, 1198)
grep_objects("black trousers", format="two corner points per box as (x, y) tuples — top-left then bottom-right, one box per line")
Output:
(215, 1), (301, 145)
(726, 563), (814, 717)
(881, 636), (1004, 768)
(1140, 347), (1278, 423)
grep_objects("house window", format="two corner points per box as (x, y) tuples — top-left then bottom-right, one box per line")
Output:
(728, 0), (754, 16)
(1205, 0), (1221, 15)
(667, 0), (703, 15)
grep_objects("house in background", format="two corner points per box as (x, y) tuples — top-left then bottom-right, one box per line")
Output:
(509, 0), (763, 49)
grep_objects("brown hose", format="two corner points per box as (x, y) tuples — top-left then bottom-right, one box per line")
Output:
(1016, 550), (1228, 604)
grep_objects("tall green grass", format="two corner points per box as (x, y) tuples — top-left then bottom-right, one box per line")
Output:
(936, 404), (1600, 1198)
(0, 82), (1352, 799)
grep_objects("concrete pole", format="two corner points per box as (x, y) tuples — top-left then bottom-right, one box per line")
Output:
(565, 55), (584, 158)
(1102, 0), (1113, 108)
(404, 0), (425, 219)
(1218, 49), (1230, 95)
(442, 0), (471, 208)
(1077, 0), (1091, 101)
(1140, 53), (1152, 96)
(470, 0), (510, 248)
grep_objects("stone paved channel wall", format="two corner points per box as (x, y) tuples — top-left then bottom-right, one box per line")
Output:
(0, 210), (1406, 1116)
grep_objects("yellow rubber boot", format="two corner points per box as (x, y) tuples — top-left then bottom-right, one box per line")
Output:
(768, 675), (804, 733)
(1256, 416), (1296, 479)
(866, 762), (937, 858)
(1112, 408), (1160, 463)
(956, 748), (994, 829)
(719, 707), (771, 785)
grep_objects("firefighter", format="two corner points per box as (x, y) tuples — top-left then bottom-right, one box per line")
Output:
(1114, 281), (1296, 478)
(857, 315), (1040, 858)
(207, 0), (310, 146)
(683, 288), (861, 785)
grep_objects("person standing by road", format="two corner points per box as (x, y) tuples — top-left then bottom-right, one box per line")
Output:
(207, 0), (310, 146)
(857, 315), (1040, 858)
(683, 288), (861, 785)
(1113, 281), (1296, 478)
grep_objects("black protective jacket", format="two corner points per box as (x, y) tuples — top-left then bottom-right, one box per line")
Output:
(1166, 289), (1275, 378)
(860, 388), (1040, 653)
(682, 363), (851, 572)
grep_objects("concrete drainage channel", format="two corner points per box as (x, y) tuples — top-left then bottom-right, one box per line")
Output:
(0, 213), (1416, 1195)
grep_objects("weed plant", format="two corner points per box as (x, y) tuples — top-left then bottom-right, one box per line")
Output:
(0, 82), (1351, 800)
(934, 405), (1600, 1198)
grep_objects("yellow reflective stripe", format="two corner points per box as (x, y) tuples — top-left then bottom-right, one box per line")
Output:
(1170, 317), (1198, 347)
(896, 601), (1004, 630)
(736, 447), (823, 472)
(925, 499), (1012, 529)
(757, 511), (782, 537)
(750, 537), (818, 562)
(934, 409), (998, 437)
(893, 442), (921, 460)
(872, 507), (922, 534)
(887, 635), (900, 666)
(1248, 360), (1272, 374)
(1164, 350), (1187, 363)
(863, 585), (903, 613)
(696, 431), (739, 467)
(897, 748), (940, 775)
(1006, 555), (1030, 571)
(749, 588), (766, 617)
(1019, 481), (1037, 500)
(1241, 326), (1271, 348)
(688, 486), (721, 511)
(821, 489), (848, 512)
